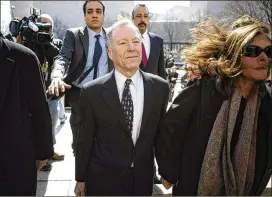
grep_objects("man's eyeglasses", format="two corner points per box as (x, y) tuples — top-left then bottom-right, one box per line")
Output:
(244, 45), (272, 58)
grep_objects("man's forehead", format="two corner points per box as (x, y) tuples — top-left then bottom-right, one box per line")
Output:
(87, 1), (102, 9)
(134, 6), (148, 14)
(112, 26), (140, 40)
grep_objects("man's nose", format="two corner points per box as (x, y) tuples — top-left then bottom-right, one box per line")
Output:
(92, 12), (98, 17)
(140, 15), (146, 21)
(128, 42), (136, 51)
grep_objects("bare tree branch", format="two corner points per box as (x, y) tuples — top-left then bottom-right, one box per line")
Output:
(259, 1), (272, 26)
(190, 8), (208, 23)
(116, 11), (130, 25)
(52, 17), (68, 40)
(164, 11), (178, 51)
(219, 1), (271, 27)
(103, 16), (114, 28)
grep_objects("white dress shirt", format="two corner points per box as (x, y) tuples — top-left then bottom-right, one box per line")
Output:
(142, 31), (151, 60)
(114, 69), (144, 146)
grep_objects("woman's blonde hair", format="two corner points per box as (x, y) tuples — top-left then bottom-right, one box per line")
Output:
(183, 15), (271, 79)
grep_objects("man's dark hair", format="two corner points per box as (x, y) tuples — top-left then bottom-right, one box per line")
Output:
(83, 0), (105, 15)
(131, 4), (149, 19)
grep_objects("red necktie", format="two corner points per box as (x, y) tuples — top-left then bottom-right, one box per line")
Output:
(141, 43), (147, 68)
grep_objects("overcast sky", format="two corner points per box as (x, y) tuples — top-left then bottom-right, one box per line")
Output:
(134, 1), (190, 14)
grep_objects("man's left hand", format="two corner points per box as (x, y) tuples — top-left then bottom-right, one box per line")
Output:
(36, 160), (47, 169)
(161, 177), (174, 189)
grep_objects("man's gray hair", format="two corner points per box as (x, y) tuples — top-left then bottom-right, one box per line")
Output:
(107, 19), (141, 48)
(37, 14), (54, 30)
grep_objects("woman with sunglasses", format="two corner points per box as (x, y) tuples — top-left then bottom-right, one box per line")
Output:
(155, 15), (272, 196)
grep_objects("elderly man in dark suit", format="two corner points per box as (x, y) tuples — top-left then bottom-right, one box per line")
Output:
(132, 4), (167, 184)
(132, 4), (166, 79)
(48, 0), (114, 153)
(0, 35), (53, 195)
(74, 19), (170, 196)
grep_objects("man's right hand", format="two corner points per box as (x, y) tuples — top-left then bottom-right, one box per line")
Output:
(161, 177), (174, 189)
(47, 78), (71, 97)
(74, 182), (85, 196)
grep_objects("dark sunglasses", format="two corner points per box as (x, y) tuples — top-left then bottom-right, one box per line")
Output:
(244, 45), (272, 58)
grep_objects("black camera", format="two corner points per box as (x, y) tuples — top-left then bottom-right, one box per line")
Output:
(10, 7), (52, 45)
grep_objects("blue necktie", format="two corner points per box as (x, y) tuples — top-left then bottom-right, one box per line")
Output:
(78, 34), (102, 84)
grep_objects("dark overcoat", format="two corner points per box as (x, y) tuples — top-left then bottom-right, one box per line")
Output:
(0, 38), (53, 195)
(156, 78), (272, 196)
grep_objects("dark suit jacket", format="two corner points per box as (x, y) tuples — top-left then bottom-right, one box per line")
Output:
(156, 78), (272, 196)
(51, 26), (114, 84)
(43, 38), (63, 88)
(0, 38), (53, 195)
(75, 70), (169, 195)
(140, 32), (166, 79)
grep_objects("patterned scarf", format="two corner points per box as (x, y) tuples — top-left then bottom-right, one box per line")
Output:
(197, 88), (261, 196)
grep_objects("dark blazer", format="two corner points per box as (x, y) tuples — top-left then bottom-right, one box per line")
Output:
(140, 32), (166, 79)
(75, 70), (170, 195)
(156, 78), (272, 196)
(43, 38), (63, 88)
(51, 26), (114, 84)
(0, 38), (53, 195)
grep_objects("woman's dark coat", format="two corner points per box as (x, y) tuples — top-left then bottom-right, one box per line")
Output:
(156, 78), (272, 196)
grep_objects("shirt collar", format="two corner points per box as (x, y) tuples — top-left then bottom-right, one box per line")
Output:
(130, 70), (141, 88)
(142, 30), (149, 39)
(87, 27), (105, 39)
(114, 69), (141, 91)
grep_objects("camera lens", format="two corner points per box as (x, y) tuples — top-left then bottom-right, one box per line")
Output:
(37, 32), (50, 45)
(38, 34), (45, 41)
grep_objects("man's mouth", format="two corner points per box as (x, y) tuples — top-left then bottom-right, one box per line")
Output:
(126, 56), (138, 59)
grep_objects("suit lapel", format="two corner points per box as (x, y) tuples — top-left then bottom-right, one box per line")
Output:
(140, 32), (153, 71)
(102, 70), (131, 137)
(79, 27), (89, 58)
(139, 71), (154, 136)
(79, 26), (114, 73)
(0, 40), (15, 111)
(145, 32), (154, 70)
